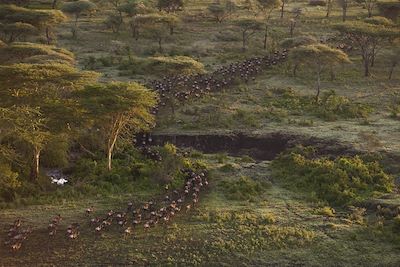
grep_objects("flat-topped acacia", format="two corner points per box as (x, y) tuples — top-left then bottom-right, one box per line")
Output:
(333, 21), (400, 76)
(0, 42), (75, 65)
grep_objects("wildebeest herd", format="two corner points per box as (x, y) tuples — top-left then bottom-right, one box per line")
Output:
(136, 49), (288, 148)
(3, 50), (287, 252)
(3, 167), (208, 251)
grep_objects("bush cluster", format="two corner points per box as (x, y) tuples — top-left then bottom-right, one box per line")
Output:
(219, 176), (266, 201)
(271, 146), (394, 205)
(118, 55), (205, 77)
(0, 144), (193, 205)
(264, 88), (373, 121)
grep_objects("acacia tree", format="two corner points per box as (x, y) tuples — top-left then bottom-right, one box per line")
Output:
(104, 13), (123, 33)
(280, 35), (318, 76)
(256, 0), (281, 50)
(235, 19), (262, 51)
(0, 133), (20, 200)
(0, 5), (66, 44)
(0, 107), (49, 181)
(165, 14), (180, 35)
(337, 0), (350, 21)
(363, 0), (377, 17)
(138, 13), (176, 52)
(208, 2), (229, 23)
(75, 82), (157, 171)
(0, 22), (37, 43)
(326, 0), (332, 17)
(334, 22), (400, 76)
(103, 0), (126, 33)
(290, 44), (350, 102)
(119, 1), (151, 39)
(0, 63), (99, 180)
(280, 0), (288, 18)
(0, 42), (75, 65)
(61, 0), (97, 38)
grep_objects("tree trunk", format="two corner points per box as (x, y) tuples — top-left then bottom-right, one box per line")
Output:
(118, 10), (124, 25)
(388, 62), (397, 80)
(107, 147), (113, 171)
(72, 15), (79, 39)
(8, 33), (14, 43)
(107, 132), (119, 171)
(364, 58), (370, 77)
(170, 26), (174, 35)
(158, 37), (163, 53)
(330, 66), (335, 81)
(326, 0), (332, 17)
(280, 2), (285, 19)
(290, 21), (296, 37)
(30, 148), (41, 181)
(52, 0), (57, 9)
(46, 27), (51, 44)
(342, 5), (347, 22)
(263, 24), (268, 50)
(316, 67), (321, 103)
(370, 53), (375, 67)
(367, 5), (373, 17)
(293, 63), (299, 77)
(135, 27), (139, 40)
(242, 31), (246, 51)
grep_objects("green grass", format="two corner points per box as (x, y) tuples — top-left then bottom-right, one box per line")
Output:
(1, 0), (399, 265)
(2, 155), (400, 266)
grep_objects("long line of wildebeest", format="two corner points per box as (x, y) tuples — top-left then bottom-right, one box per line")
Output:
(3, 50), (288, 252)
(136, 49), (288, 154)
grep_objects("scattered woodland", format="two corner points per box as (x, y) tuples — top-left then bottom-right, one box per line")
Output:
(0, 0), (399, 265)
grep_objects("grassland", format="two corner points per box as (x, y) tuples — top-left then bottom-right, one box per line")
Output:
(53, 0), (400, 153)
(1, 154), (399, 266)
(0, 0), (399, 265)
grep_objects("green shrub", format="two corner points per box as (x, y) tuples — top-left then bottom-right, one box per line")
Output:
(315, 206), (336, 217)
(119, 55), (205, 77)
(219, 163), (236, 172)
(219, 176), (265, 201)
(0, 163), (21, 201)
(232, 109), (260, 128)
(41, 134), (69, 168)
(240, 155), (255, 163)
(140, 144), (185, 186)
(271, 147), (394, 205)
(265, 88), (372, 121)
(215, 152), (228, 163)
(314, 90), (373, 121)
(364, 16), (394, 26)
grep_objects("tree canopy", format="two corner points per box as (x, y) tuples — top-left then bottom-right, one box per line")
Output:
(333, 21), (400, 76)
(290, 44), (350, 101)
(61, 0), (97, 38)
(0, 4), (66, 43)
(0, 42), (75, 65)
(235, 18), (263, 51)
(75, 82), (158, 170)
